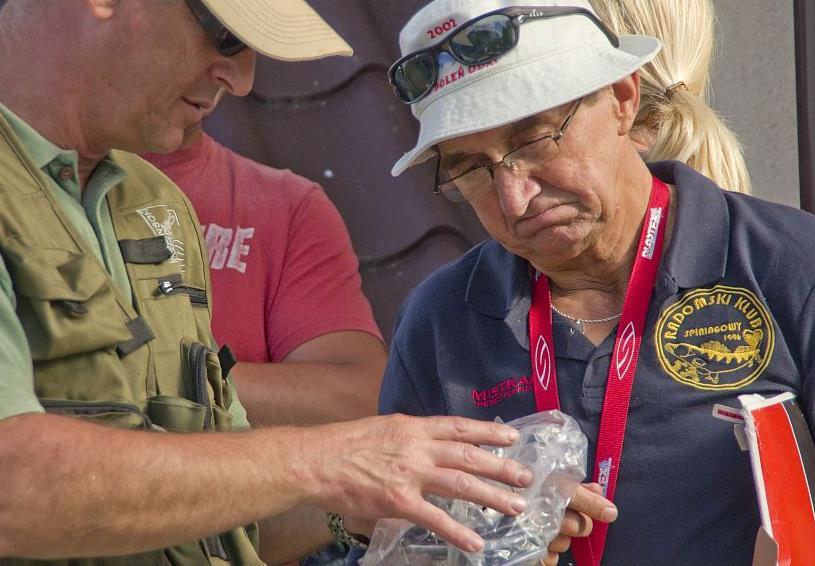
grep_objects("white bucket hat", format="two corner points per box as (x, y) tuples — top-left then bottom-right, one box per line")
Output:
(391, 0), (661, 176)
(201, 0), (353, 61)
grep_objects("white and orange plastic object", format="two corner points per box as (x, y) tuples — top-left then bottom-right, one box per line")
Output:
(739, 392), (815, 566)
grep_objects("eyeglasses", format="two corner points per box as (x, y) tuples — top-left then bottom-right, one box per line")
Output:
(185, 0), (247, 57)
(388, 6), (618, 105)
(435, 98), (582, 202)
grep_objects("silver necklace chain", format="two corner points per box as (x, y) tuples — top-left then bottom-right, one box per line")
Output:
(551, 304), (622, 334)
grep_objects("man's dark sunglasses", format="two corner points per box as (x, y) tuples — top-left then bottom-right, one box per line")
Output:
(185, 0), (247, 57)
(388, 6), (619, 104)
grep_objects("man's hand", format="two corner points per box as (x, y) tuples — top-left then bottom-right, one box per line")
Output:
(541, 483), (618, 566)
(297, 414), (532, 553)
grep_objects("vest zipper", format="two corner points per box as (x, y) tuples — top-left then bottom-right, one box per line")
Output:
(187, 341), (213, 430)
(186, 287), (208, 307)
(157, 276), (208, 307)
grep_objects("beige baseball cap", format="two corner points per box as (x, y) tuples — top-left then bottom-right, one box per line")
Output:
(201, 0), (353, 61)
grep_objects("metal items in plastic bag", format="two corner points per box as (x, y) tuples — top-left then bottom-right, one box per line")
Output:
(360, 410), (588, 565)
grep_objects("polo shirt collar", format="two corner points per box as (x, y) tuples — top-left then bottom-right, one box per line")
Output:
(0, 102), (126, 204)
(466, 239), (528, 320)
(648, 160), (729, 289)
(465, 160), (731, 320)
(0, 102), (76, 170)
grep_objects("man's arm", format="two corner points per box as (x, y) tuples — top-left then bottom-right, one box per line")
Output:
(232, 330), (386, 426)
(0, 412), (531, 558)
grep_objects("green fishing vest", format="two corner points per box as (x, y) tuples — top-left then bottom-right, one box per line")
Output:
(0, 114), (264, 566)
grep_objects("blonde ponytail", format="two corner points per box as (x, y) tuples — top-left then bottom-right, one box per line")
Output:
(590, 0), (751, 193)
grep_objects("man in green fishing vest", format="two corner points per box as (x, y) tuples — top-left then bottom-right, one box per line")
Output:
(0, 0), (608, 564)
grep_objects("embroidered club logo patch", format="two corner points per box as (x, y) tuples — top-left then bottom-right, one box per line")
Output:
(137, 205), (185, 272)
(655, 285), (774, 390)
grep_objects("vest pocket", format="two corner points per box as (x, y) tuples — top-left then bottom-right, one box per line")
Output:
(211, 405), (233, 432)
(182, 339), (232, 431)
(146, 395), (206, 432)
(1, 240), (133, 360)
(146, 341), (233, 432)
(39, 399), (152, 430)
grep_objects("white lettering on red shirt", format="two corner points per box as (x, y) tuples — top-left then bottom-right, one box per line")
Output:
(203, 223), (254, 273)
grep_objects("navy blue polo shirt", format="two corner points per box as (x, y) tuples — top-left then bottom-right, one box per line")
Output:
(376, 161), (815, 565)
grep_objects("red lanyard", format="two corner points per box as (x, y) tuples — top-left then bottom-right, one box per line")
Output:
(529, 177), (670, 566)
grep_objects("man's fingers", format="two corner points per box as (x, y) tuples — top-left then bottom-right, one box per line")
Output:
(568, 484), (618, 523)
(432, 440), (532, 488)
(548, 533), (573, 553)
(424, 468), (528, 516)
(422, 415), (520, 446)
(406, 499), (484, 553)
(560, 509), (592, 537)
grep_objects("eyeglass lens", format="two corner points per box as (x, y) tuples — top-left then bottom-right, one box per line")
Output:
(185, 0), (247, 57)
(214, 29), (246, 57)
(438, 135), (555, 197)
(392, 52), (437, 103)
(436, 99), (581, 202)
(392, 14), (516, 103)
(449, 15), (517, 63)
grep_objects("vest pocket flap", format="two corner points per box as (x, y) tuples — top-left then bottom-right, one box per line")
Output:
(40, 398), (152, 429)
(2, 240), (107, 302)
(1, 240), (135, 360)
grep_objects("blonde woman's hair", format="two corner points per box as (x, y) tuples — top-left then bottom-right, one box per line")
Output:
(590, 0), (751, 193)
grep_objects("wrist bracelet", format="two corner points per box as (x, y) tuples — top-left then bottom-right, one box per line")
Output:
(326, 512), (370, 549)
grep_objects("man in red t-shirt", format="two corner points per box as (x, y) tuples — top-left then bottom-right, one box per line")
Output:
(143, 121), (385, 425)
(143, 106), (386, 562)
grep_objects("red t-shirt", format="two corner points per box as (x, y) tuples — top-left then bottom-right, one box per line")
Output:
(143, 134), (382, 363)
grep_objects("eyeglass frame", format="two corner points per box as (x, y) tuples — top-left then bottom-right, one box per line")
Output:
(184, 0), (248, 57)
(388, 6), (619, 105)
(434, 97), (583, 202)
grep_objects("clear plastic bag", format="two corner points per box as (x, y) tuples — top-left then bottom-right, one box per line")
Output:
(360, 410), (587, 566)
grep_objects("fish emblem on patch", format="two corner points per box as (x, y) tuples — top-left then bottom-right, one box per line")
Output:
(655, 285), (774, 390)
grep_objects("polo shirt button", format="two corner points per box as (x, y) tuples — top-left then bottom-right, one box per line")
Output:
(58, 166), (74, 181)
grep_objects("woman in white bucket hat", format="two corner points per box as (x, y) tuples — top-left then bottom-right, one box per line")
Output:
(371, 1), (815, 565)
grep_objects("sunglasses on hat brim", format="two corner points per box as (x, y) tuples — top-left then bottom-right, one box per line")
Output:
(184, 0), (248, 57)
(388, 6), (619, 105)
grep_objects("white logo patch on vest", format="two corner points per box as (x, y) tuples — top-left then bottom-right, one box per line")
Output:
(137, 205), (185, 271)
(655, 285), (774, 390)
